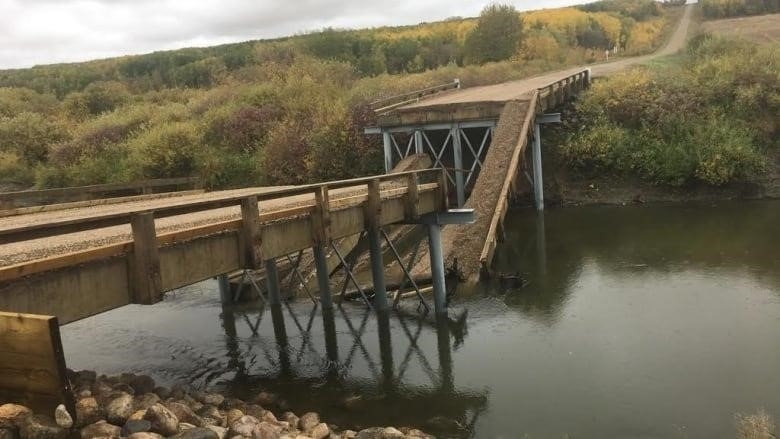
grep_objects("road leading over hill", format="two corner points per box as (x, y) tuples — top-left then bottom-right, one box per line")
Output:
(408, 4), (694, 281)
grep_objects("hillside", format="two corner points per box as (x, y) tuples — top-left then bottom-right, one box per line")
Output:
(0, 0), (683, 190)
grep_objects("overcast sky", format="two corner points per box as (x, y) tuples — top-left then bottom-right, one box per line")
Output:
(0, 0), (591, 70)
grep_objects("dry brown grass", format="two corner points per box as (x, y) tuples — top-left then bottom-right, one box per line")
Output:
(701, 13), (780, 44)
(735, 409), (777, 439)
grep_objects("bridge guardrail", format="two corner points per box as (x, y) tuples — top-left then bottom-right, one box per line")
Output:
(0, 177), (201, 210)
(0, 168), (450, 285)
(371, 80), (460, 115)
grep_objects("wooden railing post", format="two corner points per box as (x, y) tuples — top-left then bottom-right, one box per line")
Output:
(312, 186), (331, 244)
(130, 212), (162, 304)
(240, 196), (262, 269)
(312, 186), (333, 309)
(404, 172), (419, 220)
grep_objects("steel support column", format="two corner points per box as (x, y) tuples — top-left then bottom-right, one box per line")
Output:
(414, 130), (424, 154)
(313, 245), (333, 310)
(427, 223), (447, 315)
(451, 125), (465, 207)
(368, 228), (388, 311)
(265, 258), (282, 305)
(217, 274), (231, 304)
(532, 123), (544, 211)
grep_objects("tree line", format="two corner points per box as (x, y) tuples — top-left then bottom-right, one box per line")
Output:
(0, 0), (681, 190)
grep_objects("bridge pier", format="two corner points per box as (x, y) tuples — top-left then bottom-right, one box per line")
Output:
(217, 274), (231, 304)
(265, 259), (282, 306)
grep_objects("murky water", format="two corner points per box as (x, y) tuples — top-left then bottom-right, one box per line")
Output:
(61, 200), (780, 438)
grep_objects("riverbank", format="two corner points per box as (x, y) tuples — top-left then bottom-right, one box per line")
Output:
(541, 151), (780, 207)
(0, 370), (432, 439)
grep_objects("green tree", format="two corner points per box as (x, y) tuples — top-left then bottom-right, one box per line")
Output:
(464, 3), (522, 64)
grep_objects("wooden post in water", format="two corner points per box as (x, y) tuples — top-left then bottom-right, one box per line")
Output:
(130, 212), (162, 304)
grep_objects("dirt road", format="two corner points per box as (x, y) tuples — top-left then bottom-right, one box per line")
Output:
(401, 4), (694, 109)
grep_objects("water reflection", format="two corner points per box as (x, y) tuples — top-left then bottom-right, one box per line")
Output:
(216, 300), (487, 437)
(60, 200), (780, 438)
(493, 200), (780, 326)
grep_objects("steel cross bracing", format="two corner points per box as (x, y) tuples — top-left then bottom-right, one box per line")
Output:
(377, 120), (496, 207)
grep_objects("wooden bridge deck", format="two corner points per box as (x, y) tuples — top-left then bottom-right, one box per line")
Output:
(0, 169), (448, 324)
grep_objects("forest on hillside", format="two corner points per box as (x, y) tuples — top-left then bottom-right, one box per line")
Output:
(0, 0), (682, 190)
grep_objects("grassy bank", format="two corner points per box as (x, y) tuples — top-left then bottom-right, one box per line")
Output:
(542, 32), (779, 205)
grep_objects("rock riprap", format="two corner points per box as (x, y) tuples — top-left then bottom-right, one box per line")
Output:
(0, 370), (435, 439)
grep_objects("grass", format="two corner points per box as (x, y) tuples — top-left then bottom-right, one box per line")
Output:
(701, 13), (780, 44)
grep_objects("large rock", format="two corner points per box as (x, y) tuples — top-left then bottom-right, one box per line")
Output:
(0, 404), (32, 429)
(121, 419), (152, 436)
(106, 392), (134, 425)
(133, 394), (161, 412)
(127, 433), (164, 439)
(171, 427), (218, 439)
(309, 423), (329, 439)
(80, 421), (121, 439)
(228, 416), (258, 438)
(354, 428), (403, 439)
(164, 402), (203, 427)
(205, 426), (228, 439)
(243, 406), (266, 421)
(153, 387), (171, 401)
(196, 407), (223, 426)
(128, 376), (156, 395)
(192, 393), (224, 408)
(18, 415), (66, 439)
(250, 422), (280, 439)
(143, 404), (179, 437)
(52, 406), (72, 430)
(225, 411), (244, 427)
(251, 393), (277, 408)
(297, 414), (319, 433)
(74, 398), (103, 427)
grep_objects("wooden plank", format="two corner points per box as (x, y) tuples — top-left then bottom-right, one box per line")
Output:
(0, 312), (74, 416)
(404, 173), (419, 220)
(0, 242), (132, 283)
(159, 233), (240, 292)
(365, 180), (382, 230)
(0, 258), (131, 324)
(130, 212), (162, 304)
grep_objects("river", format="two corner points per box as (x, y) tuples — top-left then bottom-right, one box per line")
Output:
(61, 200), (780, 438)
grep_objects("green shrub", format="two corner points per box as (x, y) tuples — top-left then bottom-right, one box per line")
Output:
(0, 112), (67, 164)
(126, 122), (201, 179)
(0, 151), (34, 186)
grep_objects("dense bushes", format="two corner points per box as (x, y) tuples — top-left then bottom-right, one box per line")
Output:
(560, 37), (778, 186)
(700, 0), (780, 18)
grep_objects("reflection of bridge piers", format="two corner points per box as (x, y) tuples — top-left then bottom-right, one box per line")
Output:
(218, 299), (487, 435)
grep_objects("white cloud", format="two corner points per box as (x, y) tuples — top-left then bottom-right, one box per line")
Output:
(0, 0), (585, 69)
